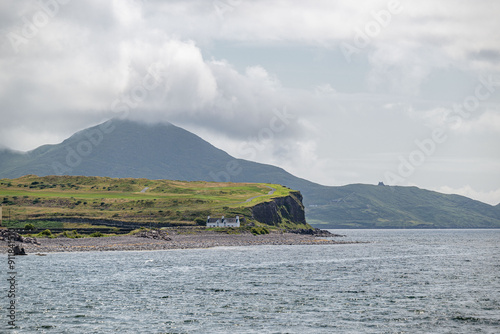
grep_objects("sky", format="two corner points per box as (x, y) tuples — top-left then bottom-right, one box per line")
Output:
(1, 0), (499, 205)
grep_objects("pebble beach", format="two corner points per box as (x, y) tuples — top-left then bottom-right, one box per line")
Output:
(0, 230), (355, 254)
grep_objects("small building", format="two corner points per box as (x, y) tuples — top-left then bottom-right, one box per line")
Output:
(206, 215), (240, 228)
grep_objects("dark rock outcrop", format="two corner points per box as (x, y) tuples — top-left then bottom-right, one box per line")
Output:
(251, 191), (307, 227)
(134, 229), (171, 240)
(287, 228), (345, 237)
(13, 245), (27, 255)
(0, 230), (40, 244)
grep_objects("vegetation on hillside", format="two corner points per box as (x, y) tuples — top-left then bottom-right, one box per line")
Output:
(307, 184), (500, 228)
(0, 175), (295, 228)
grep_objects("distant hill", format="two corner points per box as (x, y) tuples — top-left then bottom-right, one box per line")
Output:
(1, 119), (499, 228)
(306, 184), (500, 228)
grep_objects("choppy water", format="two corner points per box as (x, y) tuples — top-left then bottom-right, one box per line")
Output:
(2, 229), (499, 333)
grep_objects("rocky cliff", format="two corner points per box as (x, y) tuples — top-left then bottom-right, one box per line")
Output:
(251, 191), (309, 228)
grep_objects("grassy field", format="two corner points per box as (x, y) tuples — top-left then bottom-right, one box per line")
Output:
(0, 175), (292, 228)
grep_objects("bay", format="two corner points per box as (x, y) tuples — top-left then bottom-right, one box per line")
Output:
(2, 229), (499, 333)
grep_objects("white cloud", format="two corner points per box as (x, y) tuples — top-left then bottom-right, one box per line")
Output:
(451, 110), (500, 134)
(0, 0), (499, 203)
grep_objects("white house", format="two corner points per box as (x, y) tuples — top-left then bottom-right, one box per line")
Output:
(206, 216), (240, 228)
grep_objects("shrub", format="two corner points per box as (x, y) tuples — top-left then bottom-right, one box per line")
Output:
(24, 223), (36, 231)
(194, 218), (206, 226)
(2, 197), (14, 205)
(89, 232), (104, 238)
(62, 230), (83, 238)
(40, 229), (53, 237)
(251, 227), (270, 235)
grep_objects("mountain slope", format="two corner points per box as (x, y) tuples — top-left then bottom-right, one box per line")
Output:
(1, 120), (234, 180)
(1, 119), (499, 228)
(0, 120), (313, 187)
(306, 184), (500, 228)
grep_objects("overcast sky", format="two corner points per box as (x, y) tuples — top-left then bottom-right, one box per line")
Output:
(1, 0), (499, 205)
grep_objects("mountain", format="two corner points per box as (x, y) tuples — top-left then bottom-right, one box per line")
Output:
(0, 119), (312, 186)
(1, 119), (499, 228)
(306, 183), (500, 228)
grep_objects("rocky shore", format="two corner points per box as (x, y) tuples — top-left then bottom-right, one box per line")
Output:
(0, 229), (357, 254)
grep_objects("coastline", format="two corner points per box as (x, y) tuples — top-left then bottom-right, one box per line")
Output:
(0, 230), (358, 254)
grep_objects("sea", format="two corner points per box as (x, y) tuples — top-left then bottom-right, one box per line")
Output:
(2, 229), (499, 333)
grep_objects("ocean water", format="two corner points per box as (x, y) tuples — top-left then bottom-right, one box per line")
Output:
(2, 229), (499, 333)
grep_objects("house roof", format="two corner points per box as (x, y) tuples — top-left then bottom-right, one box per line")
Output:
(207, 217), (240, 223)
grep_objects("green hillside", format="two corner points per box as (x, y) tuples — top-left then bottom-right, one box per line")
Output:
(306, 184), (500, 228)
(0, 175), (300, 228)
